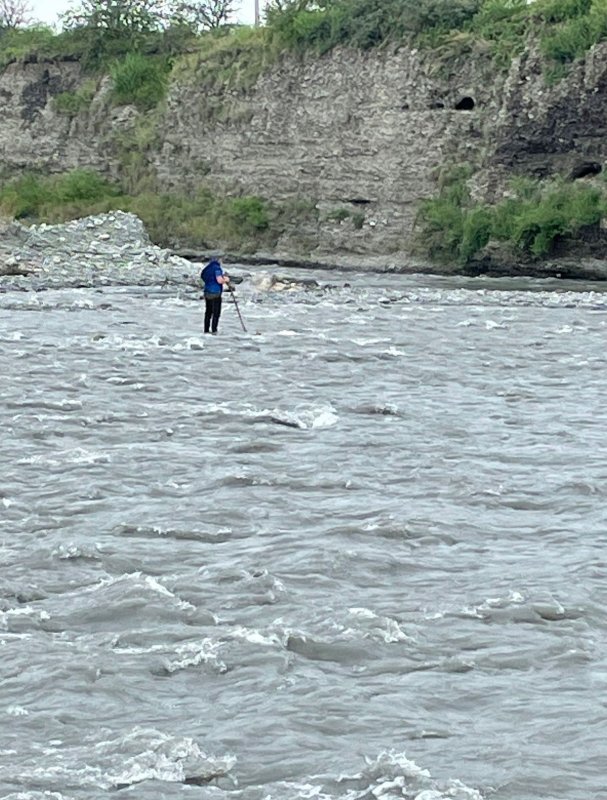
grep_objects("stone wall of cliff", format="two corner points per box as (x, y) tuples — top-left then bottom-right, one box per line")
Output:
(1, 41), (607, 264)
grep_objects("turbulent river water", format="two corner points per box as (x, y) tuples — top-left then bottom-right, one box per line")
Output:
(1, 269), (606, 800)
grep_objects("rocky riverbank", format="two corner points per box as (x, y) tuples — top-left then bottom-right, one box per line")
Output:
(0, 212), (200, 292)
(3, 211), (607, 289)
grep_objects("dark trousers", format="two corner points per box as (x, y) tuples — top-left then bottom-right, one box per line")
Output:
(204, 294), (222, 333)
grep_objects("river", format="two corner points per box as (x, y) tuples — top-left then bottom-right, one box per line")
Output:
(1, 269), (605, 799)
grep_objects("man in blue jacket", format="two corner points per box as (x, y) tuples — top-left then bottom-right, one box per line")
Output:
(200, 257), (230, 334)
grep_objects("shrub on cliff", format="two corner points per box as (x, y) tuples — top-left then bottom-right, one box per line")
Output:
(417, 170), (607, 263)
(0, 170), (122, 219)
(265, 0), (483, 52)
(110, 52), (170, 110)
(0, 24), (56, 67)
(0, 168), (276, 251)
(263, 0), (607, 74)
(53, 79), (98, 116)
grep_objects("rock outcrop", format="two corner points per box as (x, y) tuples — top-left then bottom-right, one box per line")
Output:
(1, 41), (607, 268)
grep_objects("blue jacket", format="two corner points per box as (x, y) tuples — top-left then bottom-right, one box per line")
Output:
(201, 260), (224, 294)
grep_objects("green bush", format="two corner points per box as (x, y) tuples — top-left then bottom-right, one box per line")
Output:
(173, 25), (273, 92)
(459, 206), (494, 261)
(541, 8), (607, 62)
(0, 170), (121, 220)
(110, 53), (170, 110)
(469, 0), (530, 65)
(0, 173), (53, 219)
(0, 25), (57, 67)
(352, 212), (365, 229)
(507, 183), (604, 255)
(417, 170), (607, 263)
(0, 169), (276, 251)
(124, 189), (272, 248)
(54, 169), (120, 203)
(53, 79), (98, 116)
(266, 0), (483, 53)
(226, 196), (269, 232)
(536, 0), (592, 24)
(326, 207), (352, 222)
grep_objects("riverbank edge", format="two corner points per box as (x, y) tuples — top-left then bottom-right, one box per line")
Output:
(179, 249), (607, 282)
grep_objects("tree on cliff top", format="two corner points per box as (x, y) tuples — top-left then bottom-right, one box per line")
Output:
(63, 0), (165, 34)
(0, 0), (33, 29)
(171, 0), (237, 30)
(63, 0), (237, 33)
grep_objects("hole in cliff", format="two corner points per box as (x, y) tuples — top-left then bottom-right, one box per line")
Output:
(347, 198), (371, 206)
(455, 96), (475, 110)
(428, 100), (445, 110)
(569, 161), (602, 180)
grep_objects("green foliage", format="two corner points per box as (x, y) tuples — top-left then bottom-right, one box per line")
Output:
(110, 52), (169, 110)
(62, 0), (165, 36)
(468, 0), (529, 66)
(459, 206), (494, 261)
(0, 170), (121, 219)
(53, 79), (98, 116)
(227, 196), (269, 232)
(55, 169), (119, 203)
(125, 189), (273, 247)
(172, 25), (272, 92)
(535, 0), (592, 24)
(0, 173), (53, 218)
(417, 171), (607, 263)
(326, 207), (351, 222)
(266, 0), (483, 53)
(0, 25), (56, 67)
(324, 206), (370, 227)
(0, 168), (277, 251)
(3, 0), (607, 83)
(507, 182), (604, 255)
(262, 0), (607, 71)
(540, 5), (607, 62)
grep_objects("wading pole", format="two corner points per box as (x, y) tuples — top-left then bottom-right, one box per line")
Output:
(228, 284), (247, 333)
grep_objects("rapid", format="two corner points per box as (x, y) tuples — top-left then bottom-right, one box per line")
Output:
(1, 268), (606, 799)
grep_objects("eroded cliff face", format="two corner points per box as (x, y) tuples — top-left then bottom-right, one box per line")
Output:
(1, 42), (607, 264)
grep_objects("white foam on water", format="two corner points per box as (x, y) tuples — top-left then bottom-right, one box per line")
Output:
(227, 625), (284, 647)
(172, 336), (205, 351)
(338, 750), (484, 800)
(19, 447), (109, 467)
(263, 782), (334, 800)
(89, 572), (196, 612)
(0, 728), (236, 792)
(106, 729), (236, 789)
(163, 638), (227, 674)
(310, 407), (339, 428)
(254, 403), (338, 429)
(351, 337), (392, 346)
(6, 705), (29, 716)
(51, 543), (100, 560)
(3, 793), (68, 800)
(0, 606), (50, 631)
(347, 608), (413, 644)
